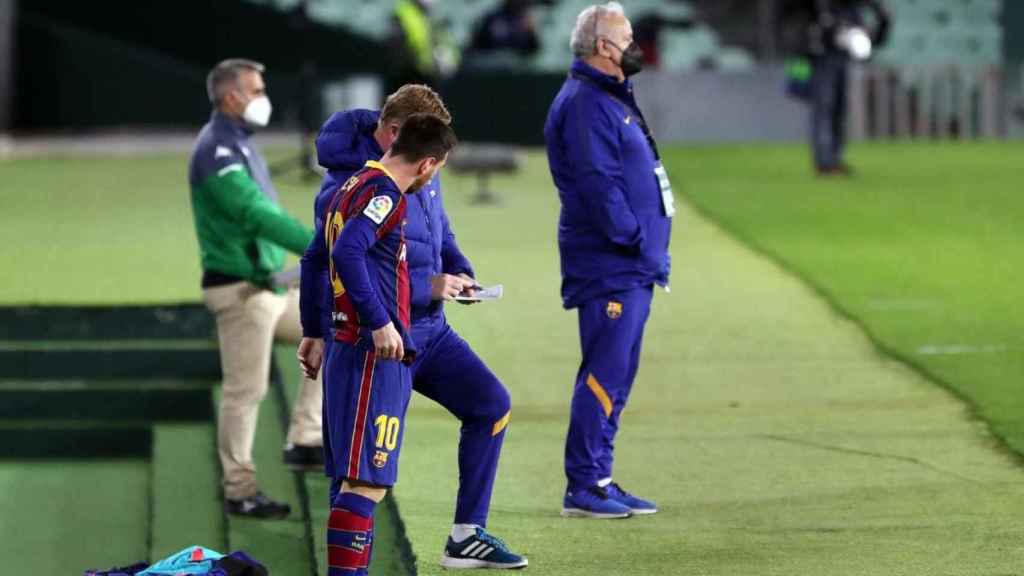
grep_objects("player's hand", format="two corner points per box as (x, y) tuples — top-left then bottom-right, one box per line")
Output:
(297, 337), (324, 380)
(455, 273), (479, 306)
(372, 322), (405, 362)
(431, 273), (467, 301)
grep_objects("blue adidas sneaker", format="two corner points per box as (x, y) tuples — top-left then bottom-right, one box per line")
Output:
(561, 485), (632, 519)
(440, 527), (528, 570)
(605, 481), (658, 515)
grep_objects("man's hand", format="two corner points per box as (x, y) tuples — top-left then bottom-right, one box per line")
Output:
(431, 273), (468, 301)
(297, 337), (324, 380)
(372, 322), (405, 361)
(455, 273), (480, 305)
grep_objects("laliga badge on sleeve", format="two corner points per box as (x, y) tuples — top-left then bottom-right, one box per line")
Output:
(363, 195), (394, 225)
(654, 163), (676, 218)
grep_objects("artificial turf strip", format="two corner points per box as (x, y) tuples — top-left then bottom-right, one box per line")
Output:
(273, 345), (417, 576)
(150, 423), (225, 559)
(394, 153), (1024, 575)
(213, 382), (314, 576)
(665, 142), (1024, 461)
(0, 348), (222, 380)
(0, 460), (149, 574)
(0, 381), (212, 420)
(0, 304), (215, 341)
(0, 424), (152, 458)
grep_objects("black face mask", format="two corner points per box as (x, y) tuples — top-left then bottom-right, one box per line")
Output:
(606, 39), (645, 77)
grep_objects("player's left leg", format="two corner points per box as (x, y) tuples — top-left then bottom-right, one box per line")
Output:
(833, 61), (850, 171)
(328, 482), (379, 576)
(595, 296), (657, 515)
(275, 287), (324, 470)
(810, 55), (839, 172)
(411, 324), (527, 570)
(595, 332), (644, 480)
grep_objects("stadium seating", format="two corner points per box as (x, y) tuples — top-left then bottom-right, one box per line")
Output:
(877, 0), (1003, 67)
(247, 0), (1001, 74)
(244, 0), (758, 73)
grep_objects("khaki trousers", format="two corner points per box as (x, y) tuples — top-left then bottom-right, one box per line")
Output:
(203, 283), (323, 500)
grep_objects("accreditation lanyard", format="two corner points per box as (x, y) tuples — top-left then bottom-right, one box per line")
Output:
(570, 72), (675, 218)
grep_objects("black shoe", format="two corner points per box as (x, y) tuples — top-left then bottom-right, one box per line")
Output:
(225, 492), (291, 519)
(283, 443), (324, 471)
(816, 164), (854, 178)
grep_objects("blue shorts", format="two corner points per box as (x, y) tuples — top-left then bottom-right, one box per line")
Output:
(322, 339), (413, 487)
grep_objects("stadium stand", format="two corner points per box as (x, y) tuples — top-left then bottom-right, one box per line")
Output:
(877, 0), (1002, 66)
(243, 0), (1002, 73)
(245, 0), (758, 72)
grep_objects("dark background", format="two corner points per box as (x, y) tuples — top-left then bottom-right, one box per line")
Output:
(9, 1), (1024, 144)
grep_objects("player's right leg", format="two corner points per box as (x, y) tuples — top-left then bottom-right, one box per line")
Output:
(275, 287), (325, 471)
(328, 479), (386, 576)
(323, 339), (412, 575)
(203, 283), (291, 519)
(411, 324), (527, 569)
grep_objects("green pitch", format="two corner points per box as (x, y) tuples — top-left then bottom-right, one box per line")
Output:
(667, 142), (1024, 460)
(3, 142), (1024, 574)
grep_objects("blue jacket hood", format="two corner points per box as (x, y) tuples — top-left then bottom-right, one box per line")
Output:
(316, 109), (384, 172)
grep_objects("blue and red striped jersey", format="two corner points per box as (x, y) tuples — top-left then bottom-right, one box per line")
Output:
(312, 160), (414, 359)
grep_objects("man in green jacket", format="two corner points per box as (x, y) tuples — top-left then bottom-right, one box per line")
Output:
(188, 58), (322, 519)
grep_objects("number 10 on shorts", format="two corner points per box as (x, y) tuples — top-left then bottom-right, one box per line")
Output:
(374, 415), (401, 450)
(372, 415), (400, 469)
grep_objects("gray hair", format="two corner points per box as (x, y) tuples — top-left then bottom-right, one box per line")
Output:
(206, 58), (265, 105)
(569, 2), (625, 58)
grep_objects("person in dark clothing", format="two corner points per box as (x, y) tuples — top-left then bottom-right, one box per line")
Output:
(544, 2), (672, 520)
(468, 0), (540, 57)
(632, 12), (695, 69)
(388, 0), (441, 92)
(799, 0), (890, 175)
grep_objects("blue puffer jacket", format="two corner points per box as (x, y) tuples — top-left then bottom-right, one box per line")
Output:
(311, 109), (474, 335)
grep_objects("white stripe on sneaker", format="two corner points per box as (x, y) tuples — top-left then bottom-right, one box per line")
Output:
(461, 541), (481, 557)
(478, 546), (494, 558)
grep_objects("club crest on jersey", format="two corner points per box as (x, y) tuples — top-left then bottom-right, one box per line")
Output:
(606, 301), (623, 319)
(373, 450), (389, 468)
(363, 195), (394, 224)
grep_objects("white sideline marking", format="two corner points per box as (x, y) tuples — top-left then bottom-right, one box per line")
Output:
(866, 299), (939, 312)
(917, 344), (1008, 356)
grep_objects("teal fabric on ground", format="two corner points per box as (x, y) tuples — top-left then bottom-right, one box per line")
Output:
(138, 546), (224, 575)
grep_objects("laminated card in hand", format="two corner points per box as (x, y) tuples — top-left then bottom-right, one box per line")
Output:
(454, 284), (504, 302)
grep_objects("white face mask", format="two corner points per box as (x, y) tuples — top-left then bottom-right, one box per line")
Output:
(242, 95), (272, 127)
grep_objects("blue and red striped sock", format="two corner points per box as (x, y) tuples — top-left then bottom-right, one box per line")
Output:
(327, 491), (376, 576)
